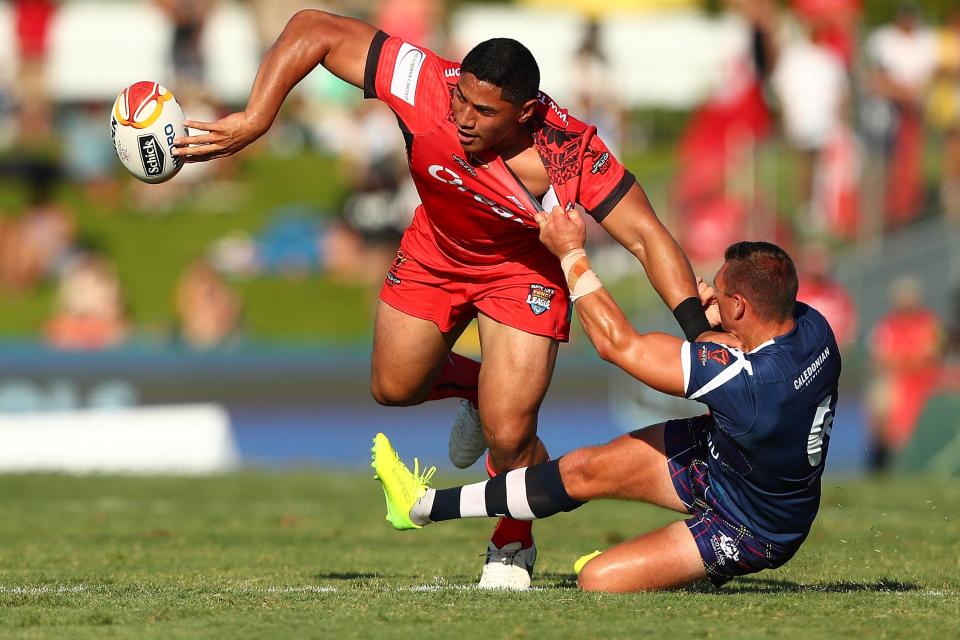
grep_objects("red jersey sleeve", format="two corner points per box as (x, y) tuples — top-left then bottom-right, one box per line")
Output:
(363, 30), (451, 135)
(579, 133), (636, 222)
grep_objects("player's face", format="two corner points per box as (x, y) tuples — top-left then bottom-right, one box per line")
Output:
(714, 264), (735, 327)
(452, 73), (531, 153)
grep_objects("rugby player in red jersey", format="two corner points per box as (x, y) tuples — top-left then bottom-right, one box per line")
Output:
(173, 10), (716, 589)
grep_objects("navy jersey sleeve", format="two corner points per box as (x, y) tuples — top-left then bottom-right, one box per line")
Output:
(681, 341), (757, 436)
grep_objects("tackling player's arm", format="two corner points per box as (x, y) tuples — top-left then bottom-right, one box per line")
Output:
(174, 10), (377, 161)
(535, 207), (686, 396)
(572, 286), (687, 396)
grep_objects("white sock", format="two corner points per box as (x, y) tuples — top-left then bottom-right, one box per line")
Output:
(410, 488), (436, 526)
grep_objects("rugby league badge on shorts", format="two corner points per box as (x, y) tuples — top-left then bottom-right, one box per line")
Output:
(526, 284), (555, 315)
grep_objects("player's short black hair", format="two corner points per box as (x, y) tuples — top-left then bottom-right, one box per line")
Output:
(722, 241), (798, 322)
(461, 38), (540, 105)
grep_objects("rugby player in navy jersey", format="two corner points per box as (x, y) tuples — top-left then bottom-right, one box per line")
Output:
(173, 10), (721, 589)
(373, 207), (842, 592)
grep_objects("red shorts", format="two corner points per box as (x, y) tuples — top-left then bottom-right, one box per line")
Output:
(379, 240), (571, 342)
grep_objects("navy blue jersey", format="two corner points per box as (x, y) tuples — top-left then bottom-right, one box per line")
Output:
(680, 303), (841, 548)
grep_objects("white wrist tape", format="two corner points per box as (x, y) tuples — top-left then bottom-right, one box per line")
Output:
(570, 270), (603, 302)
(559, 248), (603, 302)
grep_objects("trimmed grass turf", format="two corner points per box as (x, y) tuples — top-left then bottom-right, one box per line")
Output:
(0, 472), (956, 639)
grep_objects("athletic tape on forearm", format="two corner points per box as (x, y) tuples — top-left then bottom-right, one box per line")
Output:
(560, 248), (603, 302)
(672, 296), (712, 341)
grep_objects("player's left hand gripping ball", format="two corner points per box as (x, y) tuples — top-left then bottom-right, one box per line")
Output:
(110, 81), (187, 184)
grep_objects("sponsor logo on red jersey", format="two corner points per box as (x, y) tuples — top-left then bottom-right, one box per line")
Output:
(390, 43), (426, 106)
(451, 154), (477, 177)
(590, 151), (611, 175)
(427, 164), (525, 224)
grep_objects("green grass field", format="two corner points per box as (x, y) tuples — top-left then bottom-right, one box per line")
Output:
(0, 472), (957, 639)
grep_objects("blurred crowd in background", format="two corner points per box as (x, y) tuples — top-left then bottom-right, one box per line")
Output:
(1, 0), (960, 468)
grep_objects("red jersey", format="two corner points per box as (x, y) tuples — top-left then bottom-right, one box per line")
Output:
(870, 308), (943, 447)
(364, 31), (635, 268)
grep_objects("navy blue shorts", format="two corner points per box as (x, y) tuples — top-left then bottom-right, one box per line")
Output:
(664, 415), (799, 587)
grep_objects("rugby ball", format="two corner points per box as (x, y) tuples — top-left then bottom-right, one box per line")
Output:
(110, 81), (186, 184)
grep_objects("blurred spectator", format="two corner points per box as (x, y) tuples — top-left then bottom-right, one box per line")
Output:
(248, 0), (321, 52)
(773, 18), (859, 236)
(375, 0), (442, 49)
(256, 205), (324, 276)
(795, 243), (857, 349)
(155, 0), (217, 86)
(206, 202), (403, 287)
(810, 124), (861, 240)
(864, 3), (939, 227)
(0, 176), (76, 294)
(789, 0), (861, 69)
(947, 284), (960, 363)
(569, 19), (623, 153)
(13, 0), (57, 147)
(333, 97), (415, 285)
(928, 9), (960, 220)
(43, 253), (130, 351)
(173, 257), (243, 350)
(60, 100), (122, 207)
(864, 276), (943, 471)
(673, 0), (777, 264)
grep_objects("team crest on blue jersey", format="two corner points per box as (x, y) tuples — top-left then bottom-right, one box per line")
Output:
(526, 284), (555, 315)
(698, 345), (730, 367)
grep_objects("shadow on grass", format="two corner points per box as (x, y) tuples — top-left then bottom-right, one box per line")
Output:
(313, 572), (381, 581)
(714, 577), (921, 594)
(537, 574), (921, 594)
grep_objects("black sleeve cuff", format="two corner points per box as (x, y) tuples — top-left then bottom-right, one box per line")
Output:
(363, 30), (389, 99)
(673, 296), (712, 342)
(586, 170), (635, 223)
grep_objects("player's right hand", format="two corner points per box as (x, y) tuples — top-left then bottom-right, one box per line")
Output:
(173, 111), (266, 162)
(535, 206), (586, 259)
(697, 277), (722, 328)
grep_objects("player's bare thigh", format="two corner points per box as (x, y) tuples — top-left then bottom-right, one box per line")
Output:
(577, 520), (707, 592)
(559, 424), (687, 513)
(370, 300), (471, 405)
(476, 312), (558, 470)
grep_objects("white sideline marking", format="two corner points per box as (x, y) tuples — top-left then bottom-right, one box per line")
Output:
(0, 585), (87, 595)
(400, 581), (548, 593)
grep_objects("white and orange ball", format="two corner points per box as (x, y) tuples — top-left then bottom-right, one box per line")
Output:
(110, 81), (186, 184)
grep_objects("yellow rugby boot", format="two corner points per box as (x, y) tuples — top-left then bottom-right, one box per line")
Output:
(371, 433), (436, 530)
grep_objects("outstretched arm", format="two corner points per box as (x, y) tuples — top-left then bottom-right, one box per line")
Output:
(599, 184), (710, 341)
(173, 10), (377, 162)
(535, 207), (686, 396)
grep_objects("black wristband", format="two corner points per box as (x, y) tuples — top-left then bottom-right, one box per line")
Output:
(673, 296), (711, 342)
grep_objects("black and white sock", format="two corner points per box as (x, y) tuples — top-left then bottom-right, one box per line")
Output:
(410, 458), (584, 525)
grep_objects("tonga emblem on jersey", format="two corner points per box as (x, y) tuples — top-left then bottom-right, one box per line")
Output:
(526, 284), (556, 316)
